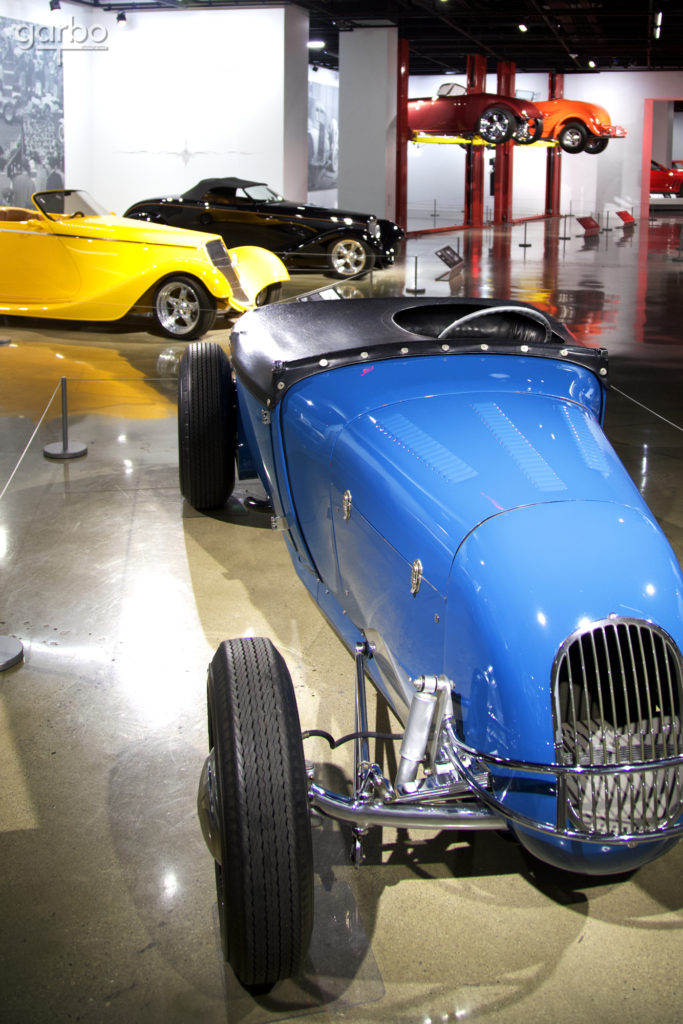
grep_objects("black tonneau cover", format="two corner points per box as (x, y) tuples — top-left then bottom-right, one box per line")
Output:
(181, 177), (267, 200)
(230, 297), (607, 407)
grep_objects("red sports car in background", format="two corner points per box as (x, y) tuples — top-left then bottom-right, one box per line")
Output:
(408, 82), (543, 145)
(534, 98), (626, 154)
(650, 159), (683, 196)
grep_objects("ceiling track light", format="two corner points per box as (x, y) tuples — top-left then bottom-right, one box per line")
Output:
(49, 0), (61, 11)
(116, 12), (127, 25)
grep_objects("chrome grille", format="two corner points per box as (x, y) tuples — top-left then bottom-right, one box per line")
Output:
(204, 239), (249, 305)
(553, 618), (683, 835)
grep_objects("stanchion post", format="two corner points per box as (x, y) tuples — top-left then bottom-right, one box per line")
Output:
(405, 255), (425, 295)
(672, 224), (683, 262)
(0, 636), (23, 671)
(518, 222), (531, 247)
(43, 377), (88, 460)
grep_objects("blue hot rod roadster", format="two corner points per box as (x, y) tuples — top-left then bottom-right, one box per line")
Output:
(181, 297), (683, 988)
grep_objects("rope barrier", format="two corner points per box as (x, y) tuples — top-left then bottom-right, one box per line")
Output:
(610, 385), (683, 434)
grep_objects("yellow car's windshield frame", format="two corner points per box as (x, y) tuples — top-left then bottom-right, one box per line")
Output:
(32, 190), (109, 221)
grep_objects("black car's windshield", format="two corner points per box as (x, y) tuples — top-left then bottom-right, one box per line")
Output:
(33, 190), (109, 219)
(239, 185), (282, 203)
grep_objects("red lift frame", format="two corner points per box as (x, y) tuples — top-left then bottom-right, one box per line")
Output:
(396, 52), (560, 234)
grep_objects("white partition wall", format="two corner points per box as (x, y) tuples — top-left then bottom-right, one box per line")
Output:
(337, 27), (398, 219)
(0, 0), (309, 213)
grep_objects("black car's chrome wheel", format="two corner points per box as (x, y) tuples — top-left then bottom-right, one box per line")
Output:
(558, 121), (589, 154)
(476, 106), (514, 144)
(177, 341), (235, 509)
(203, 637), (314, 987)
(328, 236), (373, 277)
(153, 275), (216, 339)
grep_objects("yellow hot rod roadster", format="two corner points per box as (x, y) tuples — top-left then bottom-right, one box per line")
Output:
(0, 190), (289, 338)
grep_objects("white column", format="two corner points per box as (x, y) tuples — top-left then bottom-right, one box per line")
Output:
(652, 99), (674, 166)
(282, 4), (309, 202)
(338, 27), (398, 219)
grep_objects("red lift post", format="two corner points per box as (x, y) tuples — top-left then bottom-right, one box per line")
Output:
(545, 72), (563, 215)
(464, 53), (487, 227)
(399, 52), (555, 236)
(493, 61), (515, 225)
(395, 38), (410, 230)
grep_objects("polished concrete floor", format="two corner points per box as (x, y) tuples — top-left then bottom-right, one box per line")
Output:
(1, 214), (683, 1023)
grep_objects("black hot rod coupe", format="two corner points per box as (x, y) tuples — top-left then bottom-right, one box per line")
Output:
(180, 297), (683, 988)
(125, 177), (404, 278)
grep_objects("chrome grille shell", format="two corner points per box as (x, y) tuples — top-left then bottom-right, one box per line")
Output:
(552, 618), (683, 836)
(205, 239), (250, 305)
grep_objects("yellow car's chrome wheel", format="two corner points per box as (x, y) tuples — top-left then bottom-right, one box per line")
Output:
(154, 275), (216, 339)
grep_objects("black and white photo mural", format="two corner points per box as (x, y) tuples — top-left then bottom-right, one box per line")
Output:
(307, 75), (338, 194)
(0, 15), (65, 206)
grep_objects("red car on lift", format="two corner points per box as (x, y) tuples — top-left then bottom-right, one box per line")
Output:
(408, 82), (543, 145)
(650, 160), (683, 196)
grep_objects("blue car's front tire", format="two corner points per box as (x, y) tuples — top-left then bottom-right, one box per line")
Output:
(206, 637), (314, 987)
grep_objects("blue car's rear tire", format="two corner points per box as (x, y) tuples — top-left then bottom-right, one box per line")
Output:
(207, 637), (314, 987)
(177, 342), (235, 509)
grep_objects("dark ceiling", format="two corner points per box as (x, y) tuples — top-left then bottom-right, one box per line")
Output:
(69, 2), (683, 76)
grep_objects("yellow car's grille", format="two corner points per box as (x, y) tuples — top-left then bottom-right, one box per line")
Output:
(205, 239), (249, 305)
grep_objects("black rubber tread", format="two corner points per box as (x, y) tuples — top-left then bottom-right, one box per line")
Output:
(584, 136), (609, 155)
(208, 637), (314, 987)
(153, 274), (217, 340)
(514, 117), (543, 145)
(558, 120), (588, 153)
(255, 283), (282, 306)
(177, 342), (235, 509)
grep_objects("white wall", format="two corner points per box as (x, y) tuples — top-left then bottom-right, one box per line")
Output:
(673, 111), (683, 159)
(282, 5), (309, 202)
(338, 28), (398, 219)
(0, 0), (309, 213)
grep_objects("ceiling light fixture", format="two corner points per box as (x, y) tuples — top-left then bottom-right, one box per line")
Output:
(49, 0), (61, 11)
(308, 40), (325, 50)
(519, 24), (528, 33)
(116, 12), (127, 26)
(654, 11), (663, 39)
(588, 59), (596, 68)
